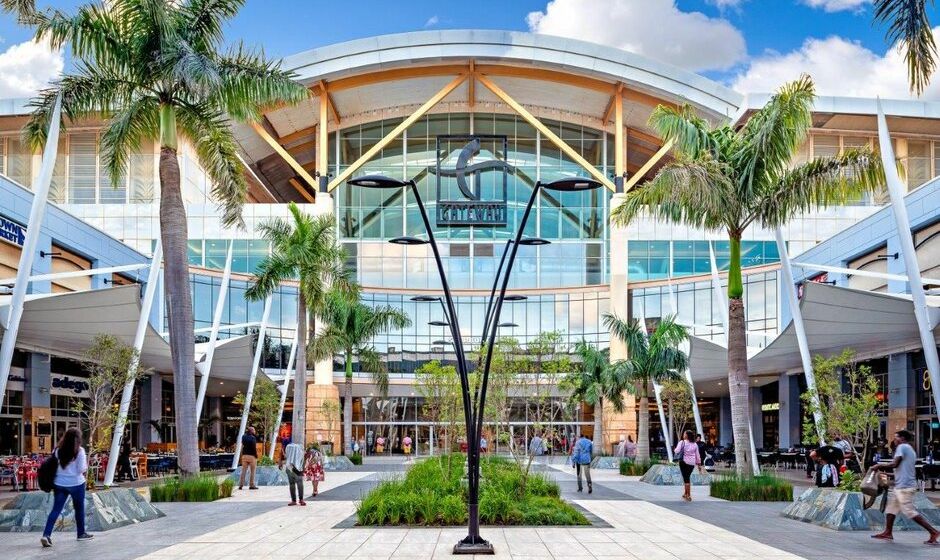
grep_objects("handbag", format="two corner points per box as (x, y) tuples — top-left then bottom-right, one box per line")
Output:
(861, 469), (889, 509)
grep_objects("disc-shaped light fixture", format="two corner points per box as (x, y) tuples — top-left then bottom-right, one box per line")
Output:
(410, 295), (439, 302)
(503, 295), (527, 301)
(518, 238), (550, 246)
(428, 320), (450, 327)
(389, 236), (428, 245)
(541, 177), (603, 192)
(347, 174), (408, 189)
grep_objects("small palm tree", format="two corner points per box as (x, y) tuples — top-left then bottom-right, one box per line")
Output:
(611, 76), (882, 473)
(563, 342), (630, 456)
(874, 0), (936, 95)
(246, 202), (356, 447)
(604, 314), (688, 463)
(309, 290), (411, 455)
(8, 0), (309, 476)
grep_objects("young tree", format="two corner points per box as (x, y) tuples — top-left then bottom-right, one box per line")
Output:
(246, 202), (355, 447)
(233, 377), (281, 455)
(611, 76), (882, 472)
(660, 379), (694, 443)
(415, 360), (460, 456)
(78, 334), (148, 453)
(801, 349), (882, 469)
(604, 315), (688, 462)
(309, 289), (411, 455)
(8, 0), (309, 476)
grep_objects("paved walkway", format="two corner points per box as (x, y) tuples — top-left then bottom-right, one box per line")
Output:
(2, 459), (938, 559)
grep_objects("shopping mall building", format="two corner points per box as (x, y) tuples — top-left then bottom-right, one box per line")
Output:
(1, 30), (939, 457)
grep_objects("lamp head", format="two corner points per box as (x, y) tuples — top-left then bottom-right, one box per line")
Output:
(347, 174), (409, 189)
(389, 236), (428, 246)
(432, 340), (452, 345)
(410, 295), (440, 303)
(541, 177), (603, 192)
(428, 320), (450, 327)
(497, 322), (518, 328)
(503, 295), (527, 301)
(518, 238), (550, 246)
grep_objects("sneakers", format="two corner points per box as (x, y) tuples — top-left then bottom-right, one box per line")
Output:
(288, 501), (297, 506)
(78, 533), (94, 541)
(238, 486), (243, 490)
(588, 484), (593, 494)
(40, 536), (52, 548)
(249, 486), (258, 490)
(299, 500), (307, 506)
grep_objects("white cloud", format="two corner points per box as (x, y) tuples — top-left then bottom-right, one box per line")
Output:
(707, 0), (746, 8)
(800, 0), (870, 13)
(526, 0), (747, 72)
(424, 15), (439, 28)
(732, 31), (940, 99)
(0, 39), (63, 98)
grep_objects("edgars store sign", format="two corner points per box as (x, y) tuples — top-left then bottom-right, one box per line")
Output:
(0, 215), (26, 246)
(51, 375), (90, 397)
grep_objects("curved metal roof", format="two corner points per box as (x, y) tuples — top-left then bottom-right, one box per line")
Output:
(282, 30), (742, 118)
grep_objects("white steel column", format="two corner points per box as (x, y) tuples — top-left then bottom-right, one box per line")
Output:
(104, 241), (163, 486)
(774, 227), (826, 444)
(232, 296), (273, 470)
(709, 242), (760, 476)
(269, 333), (298, 460)
(876, 102), (940, 424)
(0, 94), (62, 406)
(195, 238), (235, 422)
(666, 282), (704, 438)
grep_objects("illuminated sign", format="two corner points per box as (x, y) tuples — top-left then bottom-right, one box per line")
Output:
(761, 402), (780, 412)
(434, 135), (511, 227)
(0, 215), (26, 246)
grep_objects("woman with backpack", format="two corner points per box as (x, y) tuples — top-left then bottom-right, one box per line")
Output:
(41, 427), (93, 547)
(674, 430), (702, 502)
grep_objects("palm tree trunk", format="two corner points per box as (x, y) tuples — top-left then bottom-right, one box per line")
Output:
(638, 390), (650, 462)
(158, 105), (198, 477)
(344, 353), (353, 455)
(292, 292), (307, 447)
(593, 397), (603, 456)
(727, 234), (753, 475)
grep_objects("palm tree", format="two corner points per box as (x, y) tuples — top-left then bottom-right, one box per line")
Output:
(9, 0), (308, 476)
(611, 76), (883, 473)
(604, 315), (688, 463)
(564, 341), (630, 456)
(246, 202), (355, 447)
(309, 290), (411, 455)
(873, 0), (936, 95)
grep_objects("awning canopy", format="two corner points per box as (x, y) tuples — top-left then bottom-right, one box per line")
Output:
(0, 286), (260, 394)
(688, 282), (940, 396)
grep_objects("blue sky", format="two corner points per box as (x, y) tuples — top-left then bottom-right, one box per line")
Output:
(0, 0), (934, 100)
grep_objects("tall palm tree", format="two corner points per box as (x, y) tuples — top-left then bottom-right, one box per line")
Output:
(309, 290), (411, 455)
(564, 341), (631, 456)
(611, 76), (883, 473)
(9, 0), (308, 476)
(874, 0), (936, 95)
(246, 202), (355, 447)
(604, 315), (688, 463)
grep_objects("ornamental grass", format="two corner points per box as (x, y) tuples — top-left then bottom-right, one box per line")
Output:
(709, 474), (793, 502)
(149, 475), (233, 502)
(619, 458), (660, 476)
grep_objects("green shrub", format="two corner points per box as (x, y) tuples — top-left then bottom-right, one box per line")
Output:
(838, 470), (861, 492)
(258, 456), (276, 467)
(149, 475), (231, 502)
(350, 452), (363, 465)
(620, 458), (659, 476)
(709, 474), (793, 502)
(355, 455), (584, 526)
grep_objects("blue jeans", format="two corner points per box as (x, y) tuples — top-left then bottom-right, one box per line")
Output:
(43, 483), (86, 537)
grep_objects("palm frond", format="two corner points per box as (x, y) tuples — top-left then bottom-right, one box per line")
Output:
(754, 148), (884, 229)
(213, 42), (309, 121)
(875, 0), (936, 95)
(245, 251), (294, 301)
(648, 104), (720, 157)
(359, 346), (388, 395)
(180, 0), (244, 50)
(99, 95), (160, 189)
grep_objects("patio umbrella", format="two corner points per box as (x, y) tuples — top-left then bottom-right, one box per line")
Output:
(816, 445), (844, 464)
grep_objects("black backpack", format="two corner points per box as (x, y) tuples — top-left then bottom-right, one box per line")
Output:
(38, 450), (59, 493)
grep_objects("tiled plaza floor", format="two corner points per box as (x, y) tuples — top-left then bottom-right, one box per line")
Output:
(1, 460), (938, 559)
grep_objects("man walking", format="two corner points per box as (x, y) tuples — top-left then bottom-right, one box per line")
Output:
(238, 426), (259, 490)
(571, 432), (593, 494)
(871, 430), (940, 545)
(283, 441), (306, 506)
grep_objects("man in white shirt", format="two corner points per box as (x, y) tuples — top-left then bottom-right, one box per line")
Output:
(871, 430), (940, 545)
(282, 442), (306, 506)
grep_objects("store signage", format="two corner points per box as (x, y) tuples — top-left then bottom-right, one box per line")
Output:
(0, 215), (26, 246)
(761, 402), (780, 412)
(434, 135), (511, 227)
(51, 375), (90, 397)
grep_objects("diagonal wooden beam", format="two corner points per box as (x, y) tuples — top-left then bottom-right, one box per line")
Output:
(603, 83), (624, 124)
(468, 60), (475, 109)
(318, 80), (341, 125)
(251, 121), (319, 190)
(476, 74), (616, 191)
(624, 139), (673, 191)
(288, 177), (316, 203)
(328, 74), (468, 191)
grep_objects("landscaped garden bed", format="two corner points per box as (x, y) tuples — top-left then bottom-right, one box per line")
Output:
(150, 475), (234, 502)
(619, 458), (659, 476)
(356, 455), (588, 526)
(709, 474), (793, 501)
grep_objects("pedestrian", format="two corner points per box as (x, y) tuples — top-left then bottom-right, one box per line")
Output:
(238, 426), (259, 490)
(674, 430), (701, 501)
(815, 455), (838, 488)
(615, 436), (626, 458)
(305, 445), (325, 498)
(529, 433), (545, 456)
(695, 434), (708, 473)
(625, 435), (637, 461)
(403, 434), (413, 455)
(41, 427), (93, 547)
(353, 439), (361, 455)
(283, 441), (306, 506)
(871, 430), (940, 545)
(480, 435), (488, 454)
(116, 435), (135, 482)
(571, 432), (593, 494)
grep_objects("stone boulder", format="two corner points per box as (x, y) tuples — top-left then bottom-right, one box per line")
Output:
(227, 465), (288, 486)
(591, 456), (622, 470)
(323, 455), (355, 471)
(0, 488), (164, 533)
(782, 487), (940, 531)
(640, 463), (711, 486)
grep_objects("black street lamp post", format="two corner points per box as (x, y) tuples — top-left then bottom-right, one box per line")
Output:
(348, 174), (602, 554)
